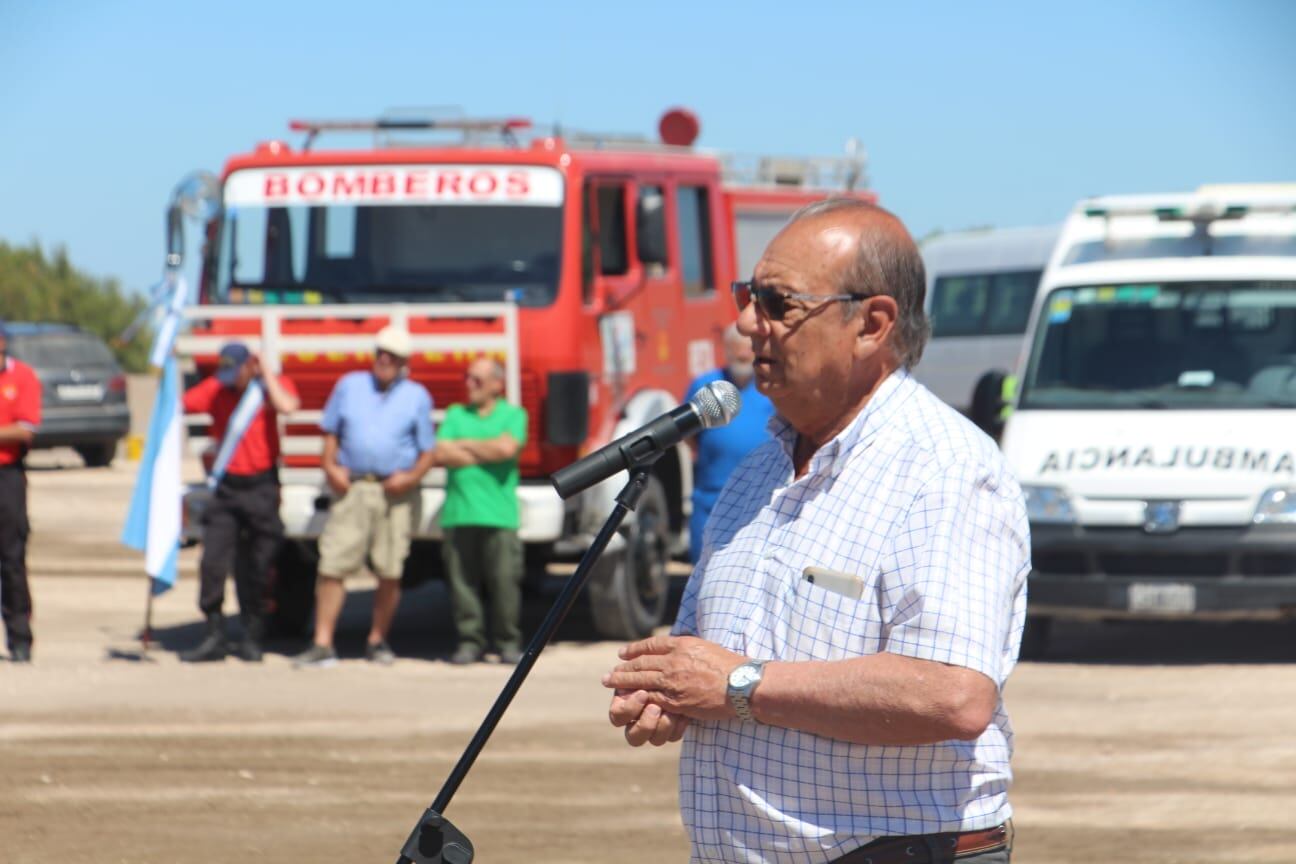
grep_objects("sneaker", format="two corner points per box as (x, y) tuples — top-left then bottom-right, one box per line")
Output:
(449, 644), (482, 665)
(365, 640), (396, 666)
(10, 643), (32, 664)
(498, 647), (524, 665)
(293, 644), (338, 669)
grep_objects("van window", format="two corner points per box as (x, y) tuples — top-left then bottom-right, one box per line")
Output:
(931, 269), (1041, 337)
(677, 185), (714, 297)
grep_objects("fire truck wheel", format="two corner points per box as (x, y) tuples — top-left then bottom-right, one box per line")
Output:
(587, 475), (671, 641)
(269, 540), (318, 638)
(1019, 614), (1052, 660)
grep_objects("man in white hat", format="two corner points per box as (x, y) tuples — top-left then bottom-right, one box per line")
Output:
(294, 325), (436, 668)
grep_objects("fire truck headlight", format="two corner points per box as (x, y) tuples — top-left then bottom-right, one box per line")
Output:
(1022, 484), (1077, 525)
(1253, 487), (1296, 525)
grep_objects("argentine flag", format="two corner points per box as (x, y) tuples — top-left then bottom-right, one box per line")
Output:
(121, 353), (183, 594)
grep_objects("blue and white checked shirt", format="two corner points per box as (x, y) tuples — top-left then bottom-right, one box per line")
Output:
(673, 369), (1030, 864)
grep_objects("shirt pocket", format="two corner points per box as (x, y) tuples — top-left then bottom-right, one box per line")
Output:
(772, 556), (882, 662)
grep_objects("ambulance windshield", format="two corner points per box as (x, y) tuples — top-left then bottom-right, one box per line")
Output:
(212, 165), (564, 307)
(1020, 281), (1296, 409)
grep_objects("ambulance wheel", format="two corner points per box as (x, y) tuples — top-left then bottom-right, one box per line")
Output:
(269, 540), (317, 638)
(587, 475), (671, 641)
(1019, 615), (1052, 660)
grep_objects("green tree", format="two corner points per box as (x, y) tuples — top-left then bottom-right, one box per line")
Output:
(0, 240), (150, 372)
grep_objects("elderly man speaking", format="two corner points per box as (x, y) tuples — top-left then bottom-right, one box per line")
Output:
(604, 199), (1030, 864)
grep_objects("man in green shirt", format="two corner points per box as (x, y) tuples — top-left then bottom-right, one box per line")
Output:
(436, 357), (529, 665)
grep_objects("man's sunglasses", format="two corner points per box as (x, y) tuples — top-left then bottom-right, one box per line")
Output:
(731, 281), (870, 322)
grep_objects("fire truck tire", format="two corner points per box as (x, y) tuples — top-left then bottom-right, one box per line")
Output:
(1019, 614), (1052, 660)
(268, 540), (318, 638)
(587, 475), (671, 641)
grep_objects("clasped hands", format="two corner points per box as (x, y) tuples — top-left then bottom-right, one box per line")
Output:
(602, 635), (745, 747)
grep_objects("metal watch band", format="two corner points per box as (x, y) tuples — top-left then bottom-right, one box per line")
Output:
(727, 660), (766, 722)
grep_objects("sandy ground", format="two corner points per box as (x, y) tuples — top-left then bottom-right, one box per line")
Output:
(2, 452), (1296, 863)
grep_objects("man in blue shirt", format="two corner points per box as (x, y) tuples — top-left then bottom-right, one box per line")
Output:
(684, 324), (776, 562)
(294, 326), (436, 668)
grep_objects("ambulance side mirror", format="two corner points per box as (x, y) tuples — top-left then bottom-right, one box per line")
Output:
(636, 190), (668, 267)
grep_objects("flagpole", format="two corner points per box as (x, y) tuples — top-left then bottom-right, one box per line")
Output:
(141, 578), (155, 651)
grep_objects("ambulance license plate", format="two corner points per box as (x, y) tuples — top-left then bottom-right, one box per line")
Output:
(1128, 583), (1196, 614)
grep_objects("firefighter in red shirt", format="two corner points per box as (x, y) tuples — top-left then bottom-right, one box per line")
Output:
(0, 319), (41, 663)
(181, 342), (300, 662)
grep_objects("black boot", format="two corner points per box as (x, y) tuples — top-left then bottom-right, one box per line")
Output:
(236, 615), (265, 663)
(181, 614), (228, 662)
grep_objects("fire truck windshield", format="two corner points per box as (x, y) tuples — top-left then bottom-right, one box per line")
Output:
(212, 201), (562, 306)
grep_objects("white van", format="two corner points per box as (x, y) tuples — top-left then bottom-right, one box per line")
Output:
(997, 185), (1296, 654)
(916, 225), (1058, 428)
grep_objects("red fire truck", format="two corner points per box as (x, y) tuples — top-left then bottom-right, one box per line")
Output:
(175, 108), (875, 639)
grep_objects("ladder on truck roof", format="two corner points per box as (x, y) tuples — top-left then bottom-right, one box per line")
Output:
(289, 113), (533, 151)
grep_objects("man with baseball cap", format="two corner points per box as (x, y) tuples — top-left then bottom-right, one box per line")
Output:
(0, 318), (41, 663)
(181, 341), (300, 662)
(294, 325), (436, 668)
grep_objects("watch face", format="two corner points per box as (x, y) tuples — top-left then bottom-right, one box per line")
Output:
(730, 665), (760, 688)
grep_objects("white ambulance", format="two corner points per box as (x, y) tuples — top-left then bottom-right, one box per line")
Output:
(997, 185), (1296, 654)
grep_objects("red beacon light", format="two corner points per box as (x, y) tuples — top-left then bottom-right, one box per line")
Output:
(254, 140), (292, 157)
(659, 107), (700, 147)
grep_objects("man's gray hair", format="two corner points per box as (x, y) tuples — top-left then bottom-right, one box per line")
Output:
(786, 198), (931, 369)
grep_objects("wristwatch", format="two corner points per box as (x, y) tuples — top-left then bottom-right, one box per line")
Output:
(726, 660), (766, 722)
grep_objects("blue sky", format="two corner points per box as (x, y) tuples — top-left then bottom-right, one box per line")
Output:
(2, 0), (1293, 294)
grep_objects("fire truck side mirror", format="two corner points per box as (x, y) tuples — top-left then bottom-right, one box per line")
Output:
(165, 171), (222, 270)
(545, 371), (591, 447)
(636, 191), (668, 267)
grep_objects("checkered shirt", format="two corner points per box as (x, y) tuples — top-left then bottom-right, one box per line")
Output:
(672, 370), (1030, 863)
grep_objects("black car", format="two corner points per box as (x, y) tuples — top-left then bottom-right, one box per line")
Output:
(5, 323), (130, 467)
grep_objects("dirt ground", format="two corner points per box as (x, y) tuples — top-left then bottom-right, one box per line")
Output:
(2, 453), (1295, 863)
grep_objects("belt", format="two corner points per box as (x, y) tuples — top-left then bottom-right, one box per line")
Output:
(218, 469), (279, 490)
(832, 823), (1011, 864)
(353, 473), (390, 483)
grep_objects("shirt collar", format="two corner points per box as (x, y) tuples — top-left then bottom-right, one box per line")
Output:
(768, 368), (916, 478)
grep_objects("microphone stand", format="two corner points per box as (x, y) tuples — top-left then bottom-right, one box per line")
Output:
(396, 457), (662, 864)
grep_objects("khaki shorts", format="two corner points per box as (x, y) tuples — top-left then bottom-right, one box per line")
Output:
(317, 479), (419, 580)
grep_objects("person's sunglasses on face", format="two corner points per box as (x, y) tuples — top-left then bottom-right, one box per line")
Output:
(730, 280), (871, 322)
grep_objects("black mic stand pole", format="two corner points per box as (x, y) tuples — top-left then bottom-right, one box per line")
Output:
(396, 457), (662, 864)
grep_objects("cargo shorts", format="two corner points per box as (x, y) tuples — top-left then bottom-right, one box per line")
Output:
(317, 478), (419, 581)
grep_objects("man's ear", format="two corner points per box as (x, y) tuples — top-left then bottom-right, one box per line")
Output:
(854, 295), (899, 358)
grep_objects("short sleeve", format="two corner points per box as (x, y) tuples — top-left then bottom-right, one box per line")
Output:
(507, 404), (528, 446)
(15, 365), (41, 426)
(320, 375), (348, 435)
(439, 404), (462, 441)
(413, 386), (435, 452)
(182, 376), (220, 415)
(877, 459), (1030, 685)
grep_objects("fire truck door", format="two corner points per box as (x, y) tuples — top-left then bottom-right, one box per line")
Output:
(673, 181), (726, 383)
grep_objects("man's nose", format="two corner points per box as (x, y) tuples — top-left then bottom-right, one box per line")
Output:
(735, 299), (765, 338)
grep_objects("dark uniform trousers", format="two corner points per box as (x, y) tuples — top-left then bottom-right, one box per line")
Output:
(199, 471), (284, 621)
(0, 465), (32, 650)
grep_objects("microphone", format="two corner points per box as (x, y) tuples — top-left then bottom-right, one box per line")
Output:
(550, 380), (741, 499)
